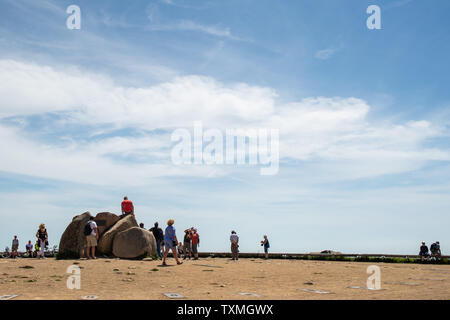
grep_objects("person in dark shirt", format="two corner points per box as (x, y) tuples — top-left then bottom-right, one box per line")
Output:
(149, 222), (164, 258)
(419, 242), (430, 261)
(261, 235), (270, 259)
(183, 229), (192, 260)
(430, 241), (442, 260)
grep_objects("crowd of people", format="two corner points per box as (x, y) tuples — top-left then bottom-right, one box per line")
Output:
(2, 196), (445, 265)
(419, 241), (442, 261)
(3, 223), (49, 259)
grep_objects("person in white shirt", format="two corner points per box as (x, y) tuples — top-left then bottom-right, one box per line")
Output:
(86, 216), (98, 259)
(230, 230), (239, 261)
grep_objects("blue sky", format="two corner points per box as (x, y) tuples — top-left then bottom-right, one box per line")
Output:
(0, 0), (449, 254)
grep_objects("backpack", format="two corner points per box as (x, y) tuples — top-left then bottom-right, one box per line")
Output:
(430, 243), (436, 252)
(84, 222), (92, 236)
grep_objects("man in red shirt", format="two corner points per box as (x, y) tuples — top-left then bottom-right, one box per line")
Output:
(191, 228), (200, 260)
(121, 196), (134, 216)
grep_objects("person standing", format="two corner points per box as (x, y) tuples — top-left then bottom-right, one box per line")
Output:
(230, 230), (239, 261)
(26, 240), (33, 257)
(85, 216), (99, 259)
(11, 235), (19, 258)
(261, 235), (270, 259)
(121, 196), (134, 216)
(150, 222), (164, 258)
(36, 224), (48, 259)
(191, 229), (200, 260)
(162, 219), (183, 266)
(183, 229), (192, 260)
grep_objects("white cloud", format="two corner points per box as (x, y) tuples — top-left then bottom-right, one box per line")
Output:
(315, 48), (338, 60)
(0, 59), (449, 185)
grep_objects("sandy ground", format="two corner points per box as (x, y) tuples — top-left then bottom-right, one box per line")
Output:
(0, 257), (449, 300)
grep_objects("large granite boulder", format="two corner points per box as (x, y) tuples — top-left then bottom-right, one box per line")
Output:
(59, 211), (92, 258)
(112, 227), (156, 259)
(97, 214), (138, 255)
(94, 212), (120, 238)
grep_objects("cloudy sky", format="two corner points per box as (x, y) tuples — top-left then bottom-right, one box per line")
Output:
(0, 0), (449, 254)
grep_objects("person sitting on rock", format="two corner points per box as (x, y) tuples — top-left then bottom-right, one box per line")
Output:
(121, 196), (134, 216)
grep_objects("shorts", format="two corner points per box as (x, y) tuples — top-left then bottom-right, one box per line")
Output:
(264, 247), (269, 253)
(164, 240), (176, 250)
(192, 243), (198, 254)
(86, 234), (97, 247)
(184, 242), (191, 251)
(12, 245), (18, 251)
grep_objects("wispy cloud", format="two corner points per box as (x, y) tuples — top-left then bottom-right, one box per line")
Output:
(149, 20), (240, 40)
(384, 0), (414, 10)
(314, 48), (338, 60)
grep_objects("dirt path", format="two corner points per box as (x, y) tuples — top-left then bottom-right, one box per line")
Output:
(0, 257), (449, 300)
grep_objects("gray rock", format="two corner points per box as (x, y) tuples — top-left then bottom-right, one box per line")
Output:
(59, 211), (92, 258)
(94, 212), (120, 238)
(112, 227), (156, 259)
(97, 214), (138, 255)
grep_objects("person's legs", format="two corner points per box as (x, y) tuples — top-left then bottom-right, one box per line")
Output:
(156, 241), (161, 258)
(162, 243), (170, 265)
(39, 240), (45, 258)
(91, 246), (96, 259)
(172, 248), (182, 264)
(231, 245), (237, 260)
(192, 243), (198, 260)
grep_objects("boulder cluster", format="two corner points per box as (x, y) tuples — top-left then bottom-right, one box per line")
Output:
(58, 211), (156, 259)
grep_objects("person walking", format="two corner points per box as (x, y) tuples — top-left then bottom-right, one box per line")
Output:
(191, 228), (200, 260)
(36, 224), (48, 259)
(230, 230), (239, 261)
(150, 222), (164, 258)
(85, 216), (99, 259)
(261, 235), (270, 259)
(183, 229), (192, 260)
(11, 235), (19, 258)
(162, 219), (182, 266)
(121, 196), (134, 216)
